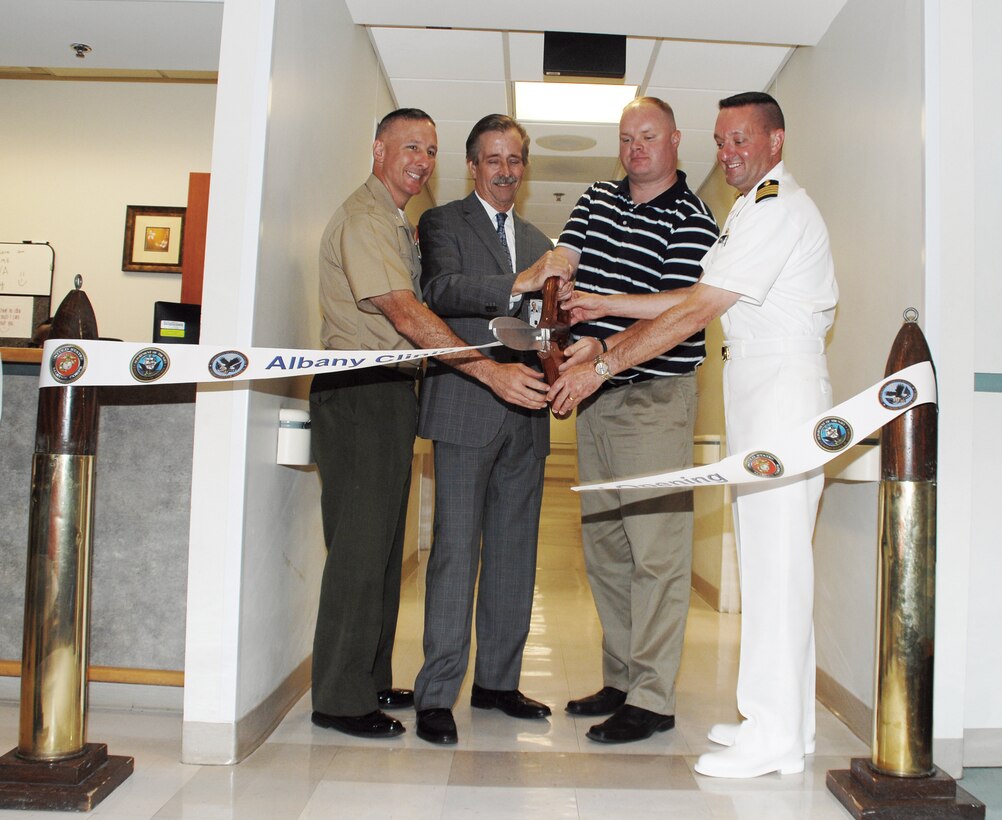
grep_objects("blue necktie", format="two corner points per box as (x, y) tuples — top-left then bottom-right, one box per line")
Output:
(495, 212), (512, 270)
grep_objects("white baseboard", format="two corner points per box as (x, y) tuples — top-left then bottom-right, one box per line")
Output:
(181, 656), (310, 765)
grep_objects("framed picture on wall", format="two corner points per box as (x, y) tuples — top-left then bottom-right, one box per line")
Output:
(122, 205), (186, 273)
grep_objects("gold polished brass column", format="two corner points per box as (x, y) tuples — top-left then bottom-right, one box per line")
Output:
(16, 286), (100, 764)
(18, 453), (95, 760)
(871, 311), (938, 778)
(826, 311), (984, 817)
(1, 285), (133, 812)
(872, 480), (936, 776)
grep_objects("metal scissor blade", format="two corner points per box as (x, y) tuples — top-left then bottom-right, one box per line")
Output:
(489, 317), (549, 351)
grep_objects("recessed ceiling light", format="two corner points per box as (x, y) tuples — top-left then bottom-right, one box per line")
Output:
(535, 134), (598, 152)
(515, 81), (638, 125)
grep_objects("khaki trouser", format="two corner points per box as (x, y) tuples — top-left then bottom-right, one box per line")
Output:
(575, 373), (696, 715)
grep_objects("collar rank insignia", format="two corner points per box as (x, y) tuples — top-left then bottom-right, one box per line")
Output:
(755, 179), (779, 203)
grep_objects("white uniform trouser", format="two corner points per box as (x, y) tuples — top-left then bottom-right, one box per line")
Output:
(723, 348), (831, 758)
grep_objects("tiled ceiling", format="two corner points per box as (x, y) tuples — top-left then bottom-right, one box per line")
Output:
(349, 1), (849, 237)
(2, 0), (849, 238)
(368, 27), (796, 237)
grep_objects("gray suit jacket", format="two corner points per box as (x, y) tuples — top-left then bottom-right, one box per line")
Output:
(418, 193), (552, 457)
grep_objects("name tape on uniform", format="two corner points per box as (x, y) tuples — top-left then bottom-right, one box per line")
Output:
(573, 361), (936, 493)
(38, 338), (501, 388)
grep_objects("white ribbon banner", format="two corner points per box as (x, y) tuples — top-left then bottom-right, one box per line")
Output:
(573, 361), (936, 493)
(38, 338), (500, 388)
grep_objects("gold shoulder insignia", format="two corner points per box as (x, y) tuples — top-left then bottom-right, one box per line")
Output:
(755, 179), (779, 203)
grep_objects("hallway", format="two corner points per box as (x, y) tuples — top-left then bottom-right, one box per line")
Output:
(2, 477), (993, 818)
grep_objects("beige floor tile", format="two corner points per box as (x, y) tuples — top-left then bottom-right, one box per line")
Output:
(448, 749), (697, 791)
(441, 785), (579, 819)
(0, 456), (924, 819)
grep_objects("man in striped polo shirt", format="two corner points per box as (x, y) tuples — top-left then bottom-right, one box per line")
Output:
(552, 97), (719, 743)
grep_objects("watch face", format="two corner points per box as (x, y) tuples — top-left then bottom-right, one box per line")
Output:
(595, 358), (610, 377)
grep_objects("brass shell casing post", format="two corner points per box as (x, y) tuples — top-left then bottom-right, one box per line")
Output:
(872, 313), (938, 778)
(826, 311), (983, 817)
(18, 454), (95, 760)
(872, 480), (936, 776)
(17, 289), (99, 763)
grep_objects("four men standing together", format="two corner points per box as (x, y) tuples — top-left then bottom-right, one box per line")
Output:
(312, 88), (836, 782)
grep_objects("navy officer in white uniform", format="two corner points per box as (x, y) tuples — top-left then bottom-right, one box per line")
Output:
(548, 91), (838, 779)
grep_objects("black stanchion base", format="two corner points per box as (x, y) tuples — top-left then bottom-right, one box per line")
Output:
(827, 757), (985, 819)
(0, 742), (134, 812)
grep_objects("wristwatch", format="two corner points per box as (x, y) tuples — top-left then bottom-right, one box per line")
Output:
(594, 355), (613, 381)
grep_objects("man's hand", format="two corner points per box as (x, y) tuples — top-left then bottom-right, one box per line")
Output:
(559, 337), (602, 369)
(479, 362), (549, 410)
(512, 250), (573, 295)
(547, 361), (605, 416)
(560, 290), (610, 324)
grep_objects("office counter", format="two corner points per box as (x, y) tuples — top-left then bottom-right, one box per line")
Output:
(1, 349), (193, 686)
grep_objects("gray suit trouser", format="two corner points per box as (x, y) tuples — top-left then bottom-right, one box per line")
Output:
(310, 370), (417, 717)
(576, 374), (696, 715)
(414, 410), (545, 711)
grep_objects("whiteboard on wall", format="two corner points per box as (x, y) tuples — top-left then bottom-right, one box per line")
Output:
(0, 242), (53, 296)
(0, 242), (54, 346)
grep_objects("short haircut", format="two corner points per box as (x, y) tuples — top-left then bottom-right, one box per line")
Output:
(465, 114), (530, 164)
(375, 108), (436, 138)
(718, 92), (785, 131)
(624, 96), (676, 128)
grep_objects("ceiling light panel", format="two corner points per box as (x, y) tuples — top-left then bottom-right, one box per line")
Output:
(515, 81), (638, 124)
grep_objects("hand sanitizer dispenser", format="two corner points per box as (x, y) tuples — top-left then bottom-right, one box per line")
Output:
(277, 408), (312, 466)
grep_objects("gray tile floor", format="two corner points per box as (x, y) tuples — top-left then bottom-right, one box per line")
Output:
(0, 479), (996, 817)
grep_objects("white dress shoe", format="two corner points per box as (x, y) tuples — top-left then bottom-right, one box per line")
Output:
(694, 745), (805, 779)
(706, 722), (815, 754)
(707, 722), (740, 747)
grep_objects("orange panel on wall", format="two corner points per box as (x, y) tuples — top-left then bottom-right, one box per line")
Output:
(180, 172), (210, 305)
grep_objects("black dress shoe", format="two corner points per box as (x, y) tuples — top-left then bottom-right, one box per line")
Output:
(311, 709), (404, 738)
(377, 688), (415, 710)
(586, 704), (675, 744)
(416, 708), (458, 745)
(566, 686), (627, 716)
(470, 683), (551, 719)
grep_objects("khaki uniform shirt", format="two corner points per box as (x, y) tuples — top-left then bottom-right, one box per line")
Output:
(318, 174), (421, 352)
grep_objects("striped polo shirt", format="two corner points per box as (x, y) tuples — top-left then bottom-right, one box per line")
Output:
(557, 171), (719, 384)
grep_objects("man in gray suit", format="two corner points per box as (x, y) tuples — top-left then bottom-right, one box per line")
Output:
(414, 114), (571, 745)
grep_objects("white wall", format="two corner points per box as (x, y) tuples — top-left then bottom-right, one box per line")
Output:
(694, 0), (944, 761)
(182, 0), (396, 762)
(0, 81), (215, 340)
(701, 0), (994, 777)
(688, 0), (1001, 777)
(773, 0), (926, 724)
(963, 0), (1002, 758)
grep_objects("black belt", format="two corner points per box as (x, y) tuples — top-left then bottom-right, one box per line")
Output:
(310, 365), (419, 392)
(598, 371), (695, 394)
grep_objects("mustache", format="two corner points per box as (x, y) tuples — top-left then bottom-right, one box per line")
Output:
(491, 175), (519, 186)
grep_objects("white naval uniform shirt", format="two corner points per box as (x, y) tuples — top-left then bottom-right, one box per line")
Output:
(699, 161), (838, 342)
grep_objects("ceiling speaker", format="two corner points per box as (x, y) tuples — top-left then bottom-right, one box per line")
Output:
(543, 32), (626, 80)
